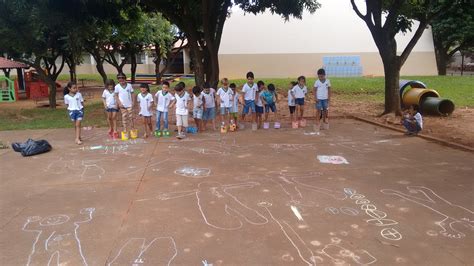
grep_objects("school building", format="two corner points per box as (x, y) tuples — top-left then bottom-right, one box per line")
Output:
(74, 0), (438, 78)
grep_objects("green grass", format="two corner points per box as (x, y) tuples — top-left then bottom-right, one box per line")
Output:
(0, 101), (108, 131)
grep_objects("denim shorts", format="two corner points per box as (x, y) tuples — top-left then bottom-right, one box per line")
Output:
(193, 108), (203, 119)
(68, 110), (84, 121)
(243, 100), (256, 114)
(106, 108), (119, 112)
(256, 105), (264, 114)
(295, 98), (305, 105)
(316, 99), (328, 110)
(220, 107), (232, 115)
(203, 107), (216, 120)
(265, 103), (276, 113)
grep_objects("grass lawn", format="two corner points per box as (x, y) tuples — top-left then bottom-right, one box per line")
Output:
(0, 75), (472, 131)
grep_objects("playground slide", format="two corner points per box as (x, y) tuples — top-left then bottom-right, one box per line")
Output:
(398, 80), (455, 116)
(422, 97), (455, 116)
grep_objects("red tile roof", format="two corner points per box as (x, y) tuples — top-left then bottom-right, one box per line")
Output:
(0, 57), (29, 69)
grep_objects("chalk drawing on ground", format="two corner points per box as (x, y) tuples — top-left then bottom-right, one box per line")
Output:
(45, 157), (107, 180)
(108, 237), (177, 266)
(22, 208), (95, 266)
(174, 167), (211, 178)
(269, 144), (318, 152)
(381, 186), (474, 239)
(147, 181), (268, 230)
(317, 155), (349, 165)
(325, 207), (360, 216)
(320, 244), (377, 265)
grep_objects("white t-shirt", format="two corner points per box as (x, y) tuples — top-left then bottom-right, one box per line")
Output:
(102, 89), (117, 108)
(64, 92), (84, 111)
(314, 79), (331, 100)
(288, 89), (296, 106)
(231, 91), (240, 113)
(217, 87), (234, 108)
(242, 83), (258, 101)
(175, 92), (191, 115)
(155, 90), (175, 112)
(414, 112), (423, 129)
(202, 88), (216, 108)
(291, 85), (307, 99)
(114, 83), (134, 108)
(256, 90), (264, 107)
(137, 93), (153, 117)
(193, 94), (204, 110)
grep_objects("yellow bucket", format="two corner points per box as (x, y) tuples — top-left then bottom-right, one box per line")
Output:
(130, 129), (138, 139)
(121, 131), (129, 141)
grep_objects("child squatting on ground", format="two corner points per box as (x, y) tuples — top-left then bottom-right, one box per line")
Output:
(137, 83), (154, 138)
(314, 68), (331, 130)
(114, 73), (135, 134)
(102, 79), (119, 138)
(64, 82), (84, 145)
(155, 81), (175, 137)
(402, 105), (423, 135)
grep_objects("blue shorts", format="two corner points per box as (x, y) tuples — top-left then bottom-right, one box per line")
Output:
(220, 107), (232, 115)
(68, 110), (84, 121)
(106, 108), (119, 112)
(265, 103), (277, 113)
(243, 100), (256, 114)
(316, 99), (328, 110)
(256, 105), (264, 114)
(203, 107), (216, 120)
(193, 108), (203, 119)
(295, 98), (305, 105)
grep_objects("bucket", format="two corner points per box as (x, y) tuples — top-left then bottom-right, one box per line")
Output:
(121, 131), (129, 141)
(263, 122), (270, 129)
(229, 123), (237, 132)
(221, 125), (227, 133)
(274, 122), (281, 129)
(292, 121), (299, 129)
(130, 129), (138, 139)
(251, 123), (257, 131)
(113, 132), (119, 139)
(299, 119), (307, 128)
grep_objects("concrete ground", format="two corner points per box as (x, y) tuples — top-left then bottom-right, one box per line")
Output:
(0, 119), (473, 265)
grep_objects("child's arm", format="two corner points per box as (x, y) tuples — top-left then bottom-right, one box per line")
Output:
(313, 86), (318, 102)
(202, 96), (206, 110)
(261, 93), (267, 105)
(102, 98), (107, 109)
(274, 91), (278, 103)
(115, 93), (123, 108)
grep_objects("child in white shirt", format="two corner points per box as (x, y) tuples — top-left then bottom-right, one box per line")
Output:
(287, 81), (297, 122)
(137, 84), (154, 138)
(202, 82), (217, 131)
(102, 79), (118, 138)
(114, 73), (135, 133)
(173, 83), (191, 138)
(291, 76), (308, 122)
(241, 71), (258, 124)
(314, 69), (331, 129)
(402, 105), (423, 135)
(192, 85), (205, 132)
(155, 81), (175, 134)
(217, 78), (234, 126)
(229, 83), (240, 125)
(64, 82), (84, 145)
(255, 80), (265, 129)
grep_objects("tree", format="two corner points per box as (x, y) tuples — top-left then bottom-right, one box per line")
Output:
(143, 0), (320, 87)
(0, 0), (70, 108)
(351, 0), (448, 115)
(431, 1), (474, 75)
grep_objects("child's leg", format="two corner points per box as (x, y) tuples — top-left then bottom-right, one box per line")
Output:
(316, 109), (321, 126)
(156, 111), (162, 131)
(107, 112), (113, 132)
(264, 107), (269, 122)
(300, 104), (304, 120)
(177, 114), (183, 134)
(75, 120), (82, 144)
(163, 112), (169, 130)
(111, 112), (117, 133)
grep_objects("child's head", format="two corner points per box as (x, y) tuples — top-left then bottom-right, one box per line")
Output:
(317, 68), (326, 80)
(410, 105), (419, 114)
(69, 82), (78, 93)
(177, 81), (186, 91)
(203, 82), (211, 93)
(192, 85), (202, 96)
(297, 76), (306, 86)
(162, 81), (170, 92)
(289, 81), (297, 88)
(257, 80), (265, 91)
(140, 83), (150, 93)
(174, 83), (184, 93)
(229, 83), (236, 91)
(246, 71), (254, 85)
(105, 79), (115, 91)
(117, 73), (126, 84)
(221, 78), (229, 88)
(268, 83), (276, 92)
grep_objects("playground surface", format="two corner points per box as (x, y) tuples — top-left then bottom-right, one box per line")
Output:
(0, 118), (473, 265)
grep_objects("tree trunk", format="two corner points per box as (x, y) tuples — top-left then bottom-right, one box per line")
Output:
(47, 80), (57, 109)
(91, 53), (108, 84)
(382, 57), (402, 115)
(154, 45), (162, 84)
(131, 53), (137, 84)
(208, 48), (220, 88)
(433, 36), (448, 75)
(69, 62), (77, 82)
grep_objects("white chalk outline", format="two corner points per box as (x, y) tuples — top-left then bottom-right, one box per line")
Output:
(174, 166), (211, 178)
(321, 244), (377, 265)
(108, 237), (177, 266)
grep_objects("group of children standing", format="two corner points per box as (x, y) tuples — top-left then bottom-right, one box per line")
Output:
(63, 69), (335, 144)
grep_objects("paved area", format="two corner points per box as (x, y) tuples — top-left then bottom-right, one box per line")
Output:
(0, 119), (473, 265)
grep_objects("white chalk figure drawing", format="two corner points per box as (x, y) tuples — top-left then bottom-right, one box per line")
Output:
(174, 166), (211, 178)
(22, 208), (95, 266)
(321, 244), (377, 265)
(317, 155), (349, 165)
(265, 171), (347, 205)
(269, 144), (317, 152)
(325, 207), (360, 216)
(108, 237), (177, 266)
(381, 186), (474, 239)
(157, 181), (268, 230)
(46, 157), (106, 180)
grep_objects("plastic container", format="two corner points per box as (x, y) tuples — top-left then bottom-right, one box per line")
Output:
(274, 122), (281, 129)
(121, 131), (129, 141)
(130, 129), (138, 139)
(292, 121), (299, 129)
(299, 119), (307, 128)
(263, 122), (270, 129)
